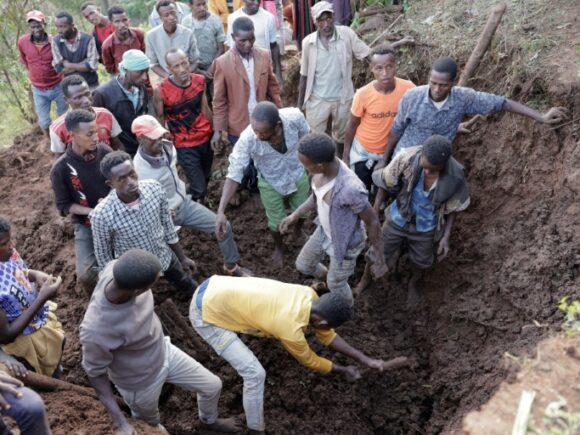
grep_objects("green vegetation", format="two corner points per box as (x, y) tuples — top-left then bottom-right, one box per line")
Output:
(558, 297), (580, 337)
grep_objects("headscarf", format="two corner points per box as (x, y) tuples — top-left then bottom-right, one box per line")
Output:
(119, 49), (151, 75)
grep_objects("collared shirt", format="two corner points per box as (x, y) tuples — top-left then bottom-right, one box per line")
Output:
(311, 35), (342, 101)
(320, 160), (370, 263)
(200, 275), (337, 373)
(90, 179), (178, 271)
(182, 12), (226, 68)
(300, 25), (370, 106)
(17, 33), (62, 90)
(101, 28), (146, 74)
(145, 24), (199, 74)
(390, 170), (438, 232)
(240, 55), (257, 116)
(392, 85), (507, 153)
(51, 30), (99, 71)
(116, 77), (140, 110)
(227, 108), (309, 195)
(226, 8), (277, 50)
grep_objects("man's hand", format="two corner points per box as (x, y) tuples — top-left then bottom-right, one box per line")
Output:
(366, 247), (388, 279)
(437, 236), (450, 261)
(0, 371), (23, 410)
(364, 358), (386, 371)
(0, 355), (27, 379)
(215, 212), (229, 241)
(40, 275), (62, 300)
(279, 214), (298, 235)
(210, 130), (227, 151)
(342, 365), (362, 382)
(30, 270), (50, 287)
(541, 107), (568, 125)
(457, 114), (484, 134)
(180, 257), (197, 275)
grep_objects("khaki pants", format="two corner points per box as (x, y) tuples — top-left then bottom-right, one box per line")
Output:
(304, 95), (352, 143)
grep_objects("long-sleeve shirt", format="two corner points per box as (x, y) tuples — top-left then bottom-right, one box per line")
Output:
(90, 179), (178, 271)
(200, 275), (337, 373)
(51, 31), (98, 72)
(80, 261), (165, 391)
(226, 108), (308, 195)
(17, 33), (62, 90)
(145, 24), (199, 74)
(101, 28), (146, 74)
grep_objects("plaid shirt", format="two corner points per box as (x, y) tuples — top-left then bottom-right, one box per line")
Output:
(90, 179), (178, 271)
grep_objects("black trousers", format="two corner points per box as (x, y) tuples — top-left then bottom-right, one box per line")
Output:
(176, 141), (214, 201)
(354, 160), (378, 192)
(164, 255), (198, 294)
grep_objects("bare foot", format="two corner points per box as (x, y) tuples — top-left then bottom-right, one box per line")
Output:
(272, 247), (284, 269)
(201, 417), (242, 433)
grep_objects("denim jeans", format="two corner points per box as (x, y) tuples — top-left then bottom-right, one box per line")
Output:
(116, 337), (222, 427)
(173, 196), (240, 265)
(190, 299), (266, 431)
(31, 84), (68, 129)
(0, 385), (51, 434)
(296, 226), (365, 306)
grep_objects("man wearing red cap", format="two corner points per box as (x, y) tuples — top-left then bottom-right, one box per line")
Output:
(18, 11), (68, 136)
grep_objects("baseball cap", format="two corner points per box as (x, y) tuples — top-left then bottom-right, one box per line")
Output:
(131, 115), (168, 140)
(26, 11), (46, 23)
(311, 1), (334, 20)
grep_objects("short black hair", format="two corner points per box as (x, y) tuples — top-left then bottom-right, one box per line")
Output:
(65, 109), (96, 132)
(422, 135), (452, 166)
(108, 5), (127, 21)
(251, 102), (280, 128)
(61, 74), (87, 97)
(232, 16), (254, 34)
(113, 249), (162, 291)
(55, 11), (74, 25)
(164, 47), (186, 63)
(370, 44), (396, 61)
(0, 216), (11, 235)
(298, 133), (336, 164)
(156, 0), (176, 14)
(311, 293), (353, 327)
(100, 150), (132, 180)
(432, 56), (458, 80)
(80, 1), (96, 12)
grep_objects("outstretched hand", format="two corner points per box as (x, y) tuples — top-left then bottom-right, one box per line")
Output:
(180, 257), (197, 275)
(541, 107), (568, 125)
(342, 365), (362, 382)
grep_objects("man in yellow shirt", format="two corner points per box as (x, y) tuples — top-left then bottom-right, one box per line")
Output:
(189, 275), (394, 434)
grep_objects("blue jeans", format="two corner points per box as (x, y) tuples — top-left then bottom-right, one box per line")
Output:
(0, 385), (51, 434)
(32, 84), (68, 129)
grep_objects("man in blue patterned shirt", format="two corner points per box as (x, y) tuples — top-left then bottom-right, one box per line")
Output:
(380, 57), (567, 163)
(90, 151), (198, 296)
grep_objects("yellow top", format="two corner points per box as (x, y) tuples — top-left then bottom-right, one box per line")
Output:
(201, 276), (337, 373)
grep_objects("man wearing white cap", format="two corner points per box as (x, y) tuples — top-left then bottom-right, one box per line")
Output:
(132, 115), (252, 277)
(297, 1), (370, 156)
(18, 11), (68, 136)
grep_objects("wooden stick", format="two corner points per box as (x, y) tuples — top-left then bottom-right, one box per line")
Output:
(360, 5), (403, 18)
(511, 390), (536, 435)
(369, 14), (403, 48)
(458, 3), (507, 87)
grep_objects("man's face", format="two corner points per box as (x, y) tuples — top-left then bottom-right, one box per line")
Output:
(166, 51), (191, 83)
(251, 119), (277, 142)
(243, 0), (260, 15)
(108, 160), (139, 198)
(71, 120), (98, 153)
(419, 155), (444, 178)
(82, 5), (102, 25)
(233, 29), (255, 55)
(111, 12), (131, 38)
(139, 136), (164, 156)
(55, 17), (74, 38)
(370, 53), (397, 86)
(65, 82), (92, 110)
(428, 70), (454, 102)
(28, 20), (45, 39)
(0, 231), (13, 262)
(298, 153), (324, 175)
(191, 0), (208, 18)
(126, 69), (149, 87)
(316, 12), (335, 36)
(159, 4), (178, 30)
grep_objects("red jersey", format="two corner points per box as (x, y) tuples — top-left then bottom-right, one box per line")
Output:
(94, 23), (115, 44)
(159, 74), (213, 148)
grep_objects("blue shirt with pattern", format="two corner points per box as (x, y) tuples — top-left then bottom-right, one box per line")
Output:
(390, 170), (438, 232)
(0, 250), (48, 336)
(392, 85), (506, 154)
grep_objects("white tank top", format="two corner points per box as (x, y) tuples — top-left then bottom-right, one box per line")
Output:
(313, 178), (336, 240)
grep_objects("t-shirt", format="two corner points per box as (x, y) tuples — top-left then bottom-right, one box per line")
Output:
(201, 276), (337, 373)
(351, 78), (416, 154)
(94, 23), (115, 44)
(79, 261), (166, 391)
(312, 36), (343, 101)
(49, 107), (122, 154)
(226, 8), (277, 50)
(0, 251), (48, 336)
(182, 12), (226, 68)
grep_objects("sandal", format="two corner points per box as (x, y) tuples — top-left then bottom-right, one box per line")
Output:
(223, 264), (254, 277)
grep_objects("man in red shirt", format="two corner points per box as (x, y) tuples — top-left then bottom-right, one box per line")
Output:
(50, 75), (124, 156)
(17, 10), (67, 136)
(80, 1), (114, 64)
(154, 48), (213, 202)
(101, 5), (146, 75)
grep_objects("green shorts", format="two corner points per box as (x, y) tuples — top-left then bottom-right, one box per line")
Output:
(258, 172), (310, 232)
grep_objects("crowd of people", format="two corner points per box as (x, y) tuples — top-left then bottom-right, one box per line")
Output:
(1, 0), (568, 433)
